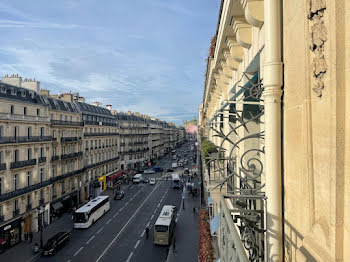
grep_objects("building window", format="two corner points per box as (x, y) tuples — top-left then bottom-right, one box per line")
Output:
(14, 174), (18, 190)
(40, 127), (44, 138)
(10, 105), (14, 114)
(50, 113), (54, 120)
(27, 171), (31, 187)
(14, 199), (18, 212)
(61, 182), (65, 194)
(27, 148), (32, 160)
(0, 177), (2, 195)
(0, 151), (3, 165)
(53, 130), (56, 139)
(40, 168), (44, 182)
(53, 147), (56, 156)
(13, 150), (19, 162)
(40, 147), (45, 158)
(37, 108), (40, 116)
(52, 184), (56, 198)
(40, 190), (44, 201)
(0, 126), (3, 139)
(26, 127), (31, 138)
(23, 107), (27, 115)
(14, 126), (19, 139)
(27, 195), (31, 206)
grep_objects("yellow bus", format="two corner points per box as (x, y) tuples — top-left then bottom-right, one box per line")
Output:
(153, 205), (176, 245)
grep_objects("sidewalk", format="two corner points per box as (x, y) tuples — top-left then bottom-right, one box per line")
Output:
(0, 213), (73, 262)
(167, 175), (200, 262)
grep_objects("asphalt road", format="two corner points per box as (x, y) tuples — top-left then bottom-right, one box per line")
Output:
(35, 141), (197, 262)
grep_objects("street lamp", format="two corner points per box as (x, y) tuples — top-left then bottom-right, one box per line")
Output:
(37, 206), (44, 248)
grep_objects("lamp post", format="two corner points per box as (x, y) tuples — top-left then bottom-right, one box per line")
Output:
(37, 206), (44, 248)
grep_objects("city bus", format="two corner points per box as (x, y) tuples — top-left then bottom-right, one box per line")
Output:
(153, 205), (176, 245)
(171, 173), (180, 189)
(73, 196), (110, 228)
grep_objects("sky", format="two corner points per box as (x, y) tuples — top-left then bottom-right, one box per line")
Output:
(0, 0), (220, 124)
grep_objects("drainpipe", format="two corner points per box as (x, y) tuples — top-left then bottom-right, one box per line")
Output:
(263, 0), (283, 261)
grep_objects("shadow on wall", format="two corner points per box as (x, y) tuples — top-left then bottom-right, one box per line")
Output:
(284, 220), (317, 262)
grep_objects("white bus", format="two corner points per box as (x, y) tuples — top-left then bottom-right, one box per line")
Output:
(153, 205), (176, 245)
(73, 196), (110, 229)
(171, 173), (180, 189)
(133, 174), (143, 184)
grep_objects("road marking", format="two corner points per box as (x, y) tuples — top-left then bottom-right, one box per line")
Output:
(97, 227), (104, 234)
(153, 210), (157, 214)
(146, 221), (150, 227)
(141, 230), (145, 237)
(74, 247), (84, 256)
(157, 203), (160, 208)
(134, 240), (140, 249)
(124, 203), (128, 207)
(106, 219), (112, 225)
(150, 215), (154, 220)
(126, 252), (134, 262)
(86, 235), (95, 244)
(96, 180), (164, 262)
(120, 207), (124, 211)
(67, 260), (71, 262)
(113, 212), (118, 218)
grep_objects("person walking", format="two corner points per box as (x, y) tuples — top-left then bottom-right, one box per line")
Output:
(145, 226), (149, 239)
(29, 231), (33, 243)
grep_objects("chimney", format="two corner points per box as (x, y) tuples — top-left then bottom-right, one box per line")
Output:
(40, 89), (50, 96)
(127, 111), (132, 115)
(60, 93), (73, 102)
(21, 78), (40, 93)
(91, 101), (102, 107)
(1, 74), (22, 87)
(106, 104), (112, 111)
(135, 112), (140, 117)
(111, 109), (117, 115)
(77, 97), (85, 103)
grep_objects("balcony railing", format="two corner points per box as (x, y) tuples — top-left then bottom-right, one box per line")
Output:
(84, 120), (117, 127)
(61, 151), (83, 160)
(0, 136), (53, 144)
(51, 155), (59, 162)
(10, 159), (37, 169)
(0, 163), (6, 171)
(0, 112), (50, 123)
(84, 132), (119, 137)
(13, 209), (20, 217)
(61, 137), (78, 143)
(38, 157), (46, 163)
(51, 120), (84, 126)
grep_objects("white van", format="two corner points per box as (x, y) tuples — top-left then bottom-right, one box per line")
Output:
(133, 174), (143, 184)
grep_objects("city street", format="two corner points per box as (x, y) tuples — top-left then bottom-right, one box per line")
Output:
(32, 143), (195, 262)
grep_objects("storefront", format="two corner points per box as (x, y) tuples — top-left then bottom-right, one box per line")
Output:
(0, 218), (22, 248)
(89, 179), (101, 198)
(107, 171), (126, 189)
(50, 191), (78, 217)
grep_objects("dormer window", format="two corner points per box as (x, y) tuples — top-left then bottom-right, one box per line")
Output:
(21, 90), (26, 97)
(0, 85), (6, 93)
(11, 89), (16, 95)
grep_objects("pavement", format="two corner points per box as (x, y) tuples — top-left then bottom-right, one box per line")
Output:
(166, 174), (200, 262)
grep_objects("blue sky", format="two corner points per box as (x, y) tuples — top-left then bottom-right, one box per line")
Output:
(0, 0), (220, 124)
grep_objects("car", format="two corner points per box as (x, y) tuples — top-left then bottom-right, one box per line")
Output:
(114, 191), (125, 200)
(144, 169), (155, 174)
(143, 178), (149, 183)
(184, 168), (189, 174)
(166, 168), (174, 172)
(42, 232), (70, 256)
(149, 178), (156, 185)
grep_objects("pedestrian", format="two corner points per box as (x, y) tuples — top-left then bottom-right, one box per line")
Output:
(29, 231), (33, 243)
(193, 207), (196, 213)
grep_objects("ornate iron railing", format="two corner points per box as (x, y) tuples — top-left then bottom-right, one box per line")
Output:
(205, 73), (266, 261)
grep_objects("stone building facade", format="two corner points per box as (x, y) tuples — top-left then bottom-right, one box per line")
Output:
(199, 0), (350, 261)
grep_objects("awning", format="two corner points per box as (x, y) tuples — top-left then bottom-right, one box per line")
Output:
(107, 171), (126, 181)
(51, 202), (64, 211)
(210, 213), (220, 235)
(208, 196), (213, 205)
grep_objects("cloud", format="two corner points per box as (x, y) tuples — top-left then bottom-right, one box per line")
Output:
(0, 19), (80, 29)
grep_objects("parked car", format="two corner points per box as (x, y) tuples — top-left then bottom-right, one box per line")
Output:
(149, 178), (156, 185)
(152, 166), (163, 172)
(114, 191), (125, 200)
(143, 178), (149, 183)
(42, 232), (69, 256)
(166, 168), (174, 172)
(144, 169), (155, 174)
(184, 168), (189, 174)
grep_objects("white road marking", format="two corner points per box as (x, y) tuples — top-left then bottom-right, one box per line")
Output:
(74, 247), (84, 256)
(106, 219), (112, 225)
(126, 252), (134, 262)
(146, 221), (150, 227)
(157, 203), (160, 208)
(120, 207), (124, 211)
(150, 215), (154, 220)
(153, 210), (157, 214)
(97, 227), (104, 234)
(141, 230), (145, 237)
(86, 235), (95, 244)
(113, 212), (118, 218)
(96, 180), (164, 262)
(134, 240), (140, 249)
(67, 260), (71, 262)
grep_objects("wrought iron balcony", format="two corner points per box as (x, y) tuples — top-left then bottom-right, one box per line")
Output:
(38, 157), (46, 163)
(51, 155), (59, 161)
(84, 120), (117, 127)
(10, 159), (37, 169)
(0, 112), (50, 123)
(0, 180), (51, 202)
(39, 198), (44, 205)
(0, 136), (53, 144)
(26, 204), (32, 211)
(0, 163), (6, 171)
(13, 209), (20, 217)
(84, 132), (119, 137)
(51, 120), (84, 126)
(61, 137), (78, 143)
(61, 151), (83, 160)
